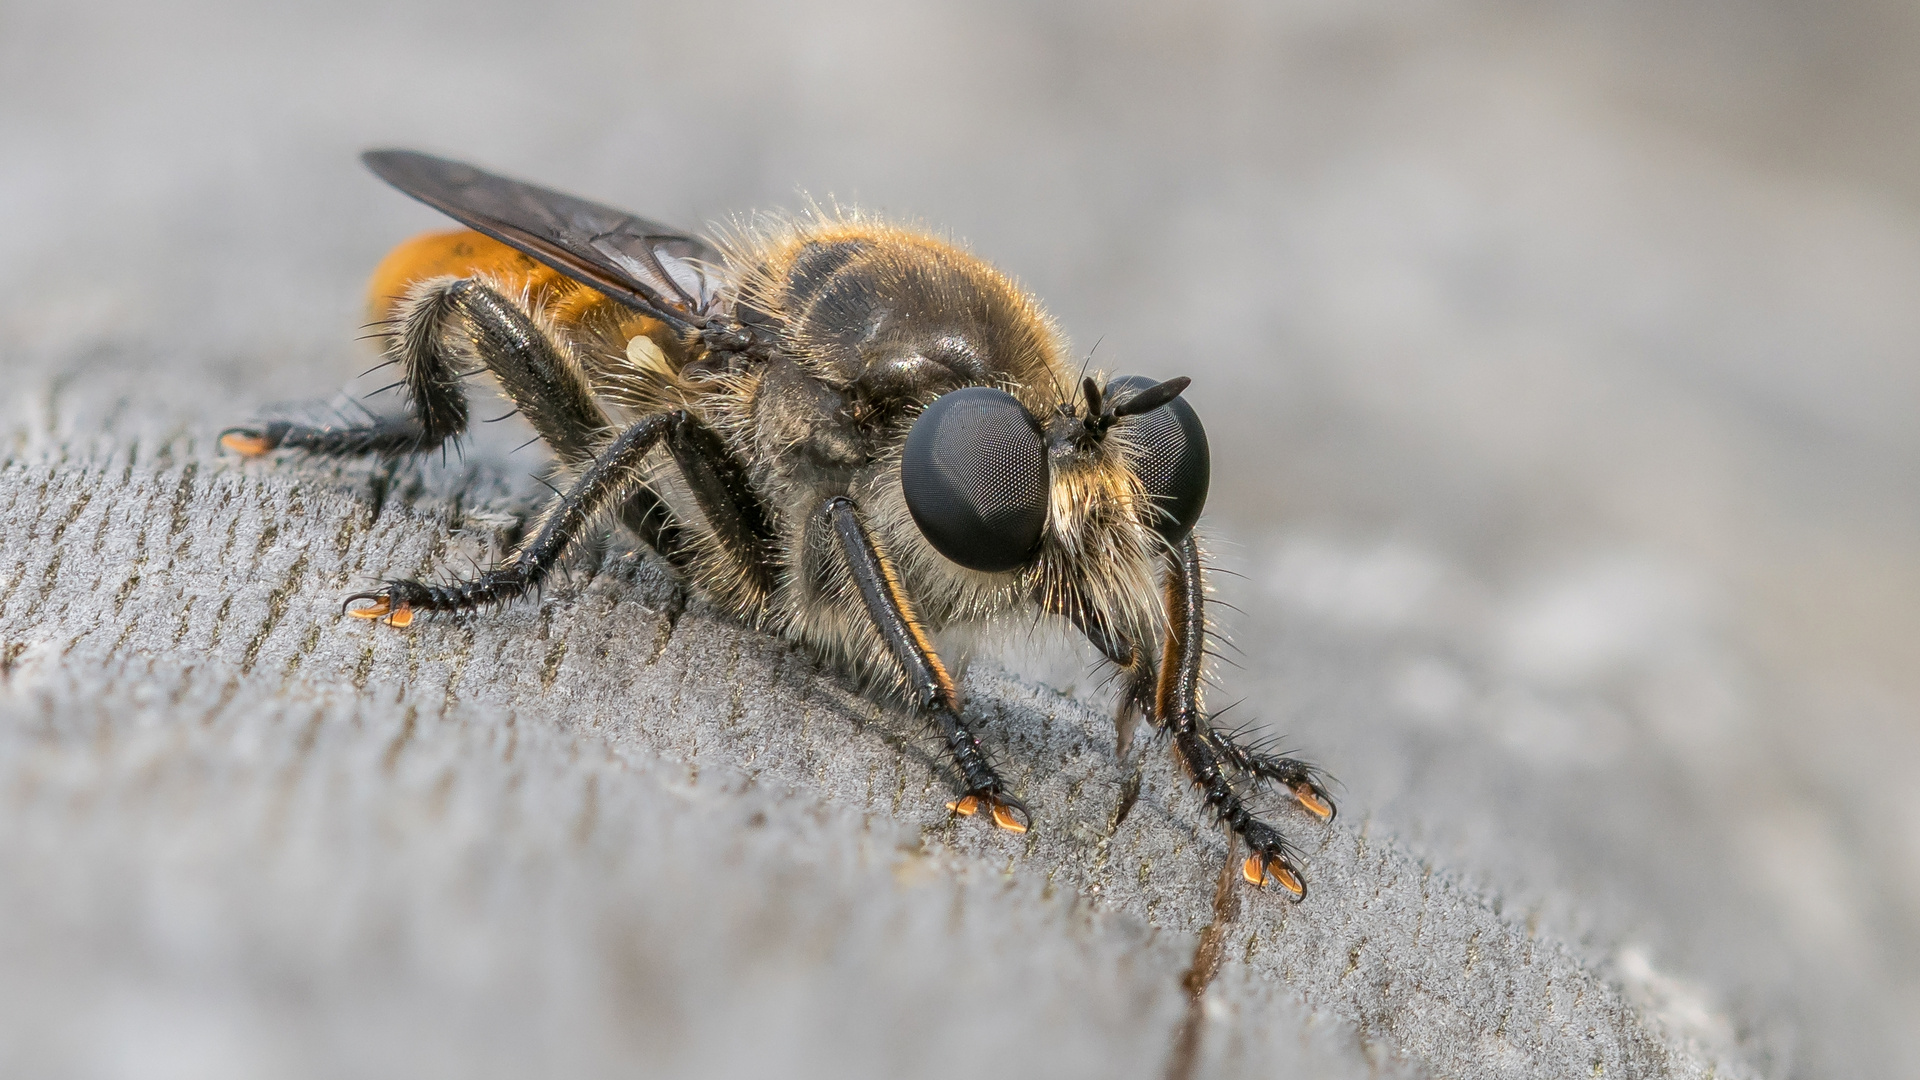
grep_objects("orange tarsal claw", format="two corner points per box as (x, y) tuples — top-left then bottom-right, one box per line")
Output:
(346, 597), (392, 619)
(1266, 858), (1304, 898)
(1242, 855), (1267, 886)
(346, 597), (413, 628)
(220, 432), (274, 457)
(946, 794), (1027, 833)
(1243, 855), (1305, 897)
(1292, 784), (1334, 820)
(989, 801), (1028, 834)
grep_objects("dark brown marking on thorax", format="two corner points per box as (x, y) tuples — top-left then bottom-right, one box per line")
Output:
(763, 235), (1058, 423)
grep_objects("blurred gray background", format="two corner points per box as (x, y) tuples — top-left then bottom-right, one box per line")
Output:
(3, 0), (1919, 1077)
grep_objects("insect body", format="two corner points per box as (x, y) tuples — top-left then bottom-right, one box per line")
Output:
(222, 151), (1335, 895)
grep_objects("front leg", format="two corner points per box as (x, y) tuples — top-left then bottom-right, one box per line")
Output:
(1157, 535), (1335, 898)
(822, 496), (1028, 834)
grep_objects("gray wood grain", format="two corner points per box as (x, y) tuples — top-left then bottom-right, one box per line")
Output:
(0, 455), (1751, 1078)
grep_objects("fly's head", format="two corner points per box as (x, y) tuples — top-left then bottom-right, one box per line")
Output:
(897, 373), (1210, 651)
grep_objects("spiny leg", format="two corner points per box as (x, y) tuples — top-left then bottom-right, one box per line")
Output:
(346, 411), (774, 623)
(223, 277), (608, 460)
(1202, 728), (1336, 821)
(346, 411), (672, 625)
(1043, 585), (1156, 756)
(222, 276), (698, 571)
(1157, 534), (1334, 898)
(823, 496), (1027, 834)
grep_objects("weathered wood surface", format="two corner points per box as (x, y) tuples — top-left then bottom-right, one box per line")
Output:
(10, 2), (1920, 1076)
(0, 448), (1752, 1079)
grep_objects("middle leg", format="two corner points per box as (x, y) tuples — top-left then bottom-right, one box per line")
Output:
(345, 410), (673, 625)
(347, 409), (779, 624)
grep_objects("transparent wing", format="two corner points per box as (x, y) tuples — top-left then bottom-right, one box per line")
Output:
(362, 149), (727, 329)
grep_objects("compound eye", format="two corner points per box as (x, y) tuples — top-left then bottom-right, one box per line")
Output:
(901, 386), (1049, 572)
(1108, 375), (1210, 543)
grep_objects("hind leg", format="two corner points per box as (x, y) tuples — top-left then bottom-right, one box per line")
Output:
(224, 276), (693, 565)
(222, 276), (609, 461)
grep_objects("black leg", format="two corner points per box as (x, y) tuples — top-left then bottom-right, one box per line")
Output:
(1042, 585), (1158, 756)
(823, 496), (1027, 833)
(224, 277), (701, 569)
(345, 412), (673, 624)
(1202, 728), (1335, 822)
(617, 487), (692, 572)
(217, 416), (431, 460)
(222, 277), (609, 460)
(1156, 535), (1334, 898)
(346, 410), (779, 622)
(666, 417), (779, 596)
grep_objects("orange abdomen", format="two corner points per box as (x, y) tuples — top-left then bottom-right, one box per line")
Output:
(366, 229), (625, 331)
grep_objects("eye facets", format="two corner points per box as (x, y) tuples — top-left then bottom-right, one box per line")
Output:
(1106, 375), (1210, 543)
(900, 387), (1050, 572)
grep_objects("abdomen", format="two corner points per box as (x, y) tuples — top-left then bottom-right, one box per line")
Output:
(366, 229), (639, 338)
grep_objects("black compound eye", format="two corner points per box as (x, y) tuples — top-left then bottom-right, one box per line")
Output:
(900, 387), (1049, 572)
(1107, 375), (1210, 543)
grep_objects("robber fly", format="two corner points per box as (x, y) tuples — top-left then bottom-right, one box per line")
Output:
(221, 150), (1335, 896)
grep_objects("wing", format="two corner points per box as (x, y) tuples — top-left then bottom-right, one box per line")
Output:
(362, 149), (728, 331)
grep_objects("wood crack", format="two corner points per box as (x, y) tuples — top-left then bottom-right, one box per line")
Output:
(1165, 834), (1241, 1080)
